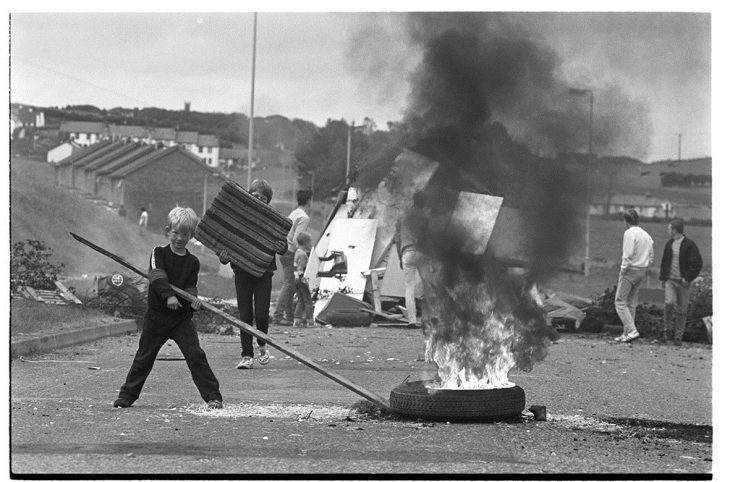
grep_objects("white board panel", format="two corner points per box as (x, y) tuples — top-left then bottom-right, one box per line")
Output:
(312, 218), (378, 318)
(447, 192), (503, 255)
(303, 203), (349, 289)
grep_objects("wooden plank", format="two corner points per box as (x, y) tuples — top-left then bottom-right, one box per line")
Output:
(54, 281), (83, 304)
(359, 308), (406, 321)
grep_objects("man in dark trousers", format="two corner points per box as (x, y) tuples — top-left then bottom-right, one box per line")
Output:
(659, 219), (703, 346)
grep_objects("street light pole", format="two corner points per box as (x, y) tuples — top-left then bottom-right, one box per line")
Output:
(569, 87), (594, 277)
(247, 12), (257, 189)
(346, 121), (352, 186)
(586, 90), (594, 278)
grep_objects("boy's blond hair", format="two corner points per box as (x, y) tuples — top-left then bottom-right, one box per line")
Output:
(166, 206), (199, 234)
(296, 231), (312, 249)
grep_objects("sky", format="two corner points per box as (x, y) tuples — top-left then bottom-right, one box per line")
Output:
(8, 7), (714, 161)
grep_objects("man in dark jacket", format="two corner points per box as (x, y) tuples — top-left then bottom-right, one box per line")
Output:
(659, 219), (703, 345)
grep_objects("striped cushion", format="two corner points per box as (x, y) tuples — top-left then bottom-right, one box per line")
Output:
(195, 181), (293, 277)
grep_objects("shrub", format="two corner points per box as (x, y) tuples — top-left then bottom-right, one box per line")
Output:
(10, 239), (65, 291)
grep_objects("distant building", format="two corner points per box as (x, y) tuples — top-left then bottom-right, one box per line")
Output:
(16, 104), (46, 128)
(59, 121), (106, 146)
(46, 141), (81, 164)
(146, 127), (177, 148)
(104, 145), (226, 229)
(195, 134), (220, 167)
(108, 124), (147, 143)
(590, 193), (674, 219)
(219, 146), (248, 171)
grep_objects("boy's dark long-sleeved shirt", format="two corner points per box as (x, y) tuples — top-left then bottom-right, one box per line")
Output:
(147, 245), (200, 320)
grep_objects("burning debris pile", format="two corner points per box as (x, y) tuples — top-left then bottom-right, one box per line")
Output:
(417, 237), (554, 390)
(389, 13), (605, 390)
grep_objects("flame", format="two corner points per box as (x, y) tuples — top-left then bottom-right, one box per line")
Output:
(420, 259), (548, 390)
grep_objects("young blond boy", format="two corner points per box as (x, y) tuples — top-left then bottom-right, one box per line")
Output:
(114, 207), (223, 409)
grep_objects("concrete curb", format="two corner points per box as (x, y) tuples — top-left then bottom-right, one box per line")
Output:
(11, 319), (139, 358)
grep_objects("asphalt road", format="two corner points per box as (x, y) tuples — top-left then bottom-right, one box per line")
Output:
(10, 326), (712, 476)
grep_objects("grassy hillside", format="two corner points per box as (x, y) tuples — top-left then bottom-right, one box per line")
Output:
(9, 158), (227, 279)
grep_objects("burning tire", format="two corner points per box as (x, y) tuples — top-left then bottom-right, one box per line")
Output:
(389, 380), (525, 422)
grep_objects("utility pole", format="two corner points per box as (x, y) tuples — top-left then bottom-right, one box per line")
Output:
(569, 87), (594, 277)
(247, 12), (257, 189)
(346, 121), (353, 186)
(677, 133), (682, 162)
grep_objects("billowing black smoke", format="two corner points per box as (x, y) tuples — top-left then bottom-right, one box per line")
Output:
(399, 13), (591, 377)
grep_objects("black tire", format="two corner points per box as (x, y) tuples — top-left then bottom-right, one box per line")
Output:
(389, 380), (525, 422)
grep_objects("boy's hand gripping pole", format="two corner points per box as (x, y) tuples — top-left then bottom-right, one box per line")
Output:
(68, 232), (390, 411)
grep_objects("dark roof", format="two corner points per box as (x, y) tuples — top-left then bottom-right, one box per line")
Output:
(197, 134), (219, 147)
(108, 145), (215, 178)
(82, 142), (140, 171)
(59, 121), (105, 134)
(149, 127), (176, 141)
(95, 145), (157, 176)
(176, 131), (198, 144)
(72, 142), (130, 169)
(220, 147), (247, 160)
(108, 124), (147, 137)
(55, 140), (113, 167)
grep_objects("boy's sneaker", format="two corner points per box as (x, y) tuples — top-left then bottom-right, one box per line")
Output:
(306, 320), (317, 327)
(113, 398), (132, 408)
(257, 346), (270, 365)
(292, 319), (303, 327)
(236, 356), (254, 369)
(207, 399), (223, 409)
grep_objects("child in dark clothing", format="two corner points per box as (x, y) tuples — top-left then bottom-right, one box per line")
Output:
(114, 207), (223, 409)
(292, 231), (315, 327)
(218, 179), (284, 369)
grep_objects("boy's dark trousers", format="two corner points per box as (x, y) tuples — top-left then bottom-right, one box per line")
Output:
(118, 311), (222, 404)
(234, 269), (272, 358)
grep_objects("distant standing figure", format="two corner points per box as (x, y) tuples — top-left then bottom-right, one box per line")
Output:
(272, 190), (312, 325)
(614, 209), (654, 343)
(139, 207), (149, 230)
(292, 231), (315, 327)
(395, 191), (430, 326)
(118, 204), (127, 217)
(659, 219), (703, 346)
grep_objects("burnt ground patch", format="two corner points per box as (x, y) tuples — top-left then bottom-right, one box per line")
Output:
(599, 417), (712, 444)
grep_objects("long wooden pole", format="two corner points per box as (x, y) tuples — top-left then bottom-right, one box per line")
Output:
(69, 232), (390, 410)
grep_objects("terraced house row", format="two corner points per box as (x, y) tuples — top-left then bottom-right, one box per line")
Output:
(53, 140), (228, 231)
(52, 121), (221, 167)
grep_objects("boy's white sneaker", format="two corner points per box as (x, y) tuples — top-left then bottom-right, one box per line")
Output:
(236, 356), (254, 369)
(257, 347), (270, 365)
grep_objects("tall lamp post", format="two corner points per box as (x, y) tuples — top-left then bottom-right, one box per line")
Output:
(247, 12), (258, 189)
(569, 87), (594, 277)
(345, 121), (366, 186)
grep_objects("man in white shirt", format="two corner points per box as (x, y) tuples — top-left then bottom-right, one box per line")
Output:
(272, 190), (312, 324)
(614, 209), (654, 343)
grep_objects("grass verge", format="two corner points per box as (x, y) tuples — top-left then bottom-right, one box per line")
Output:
(10, 298), (123, 338)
